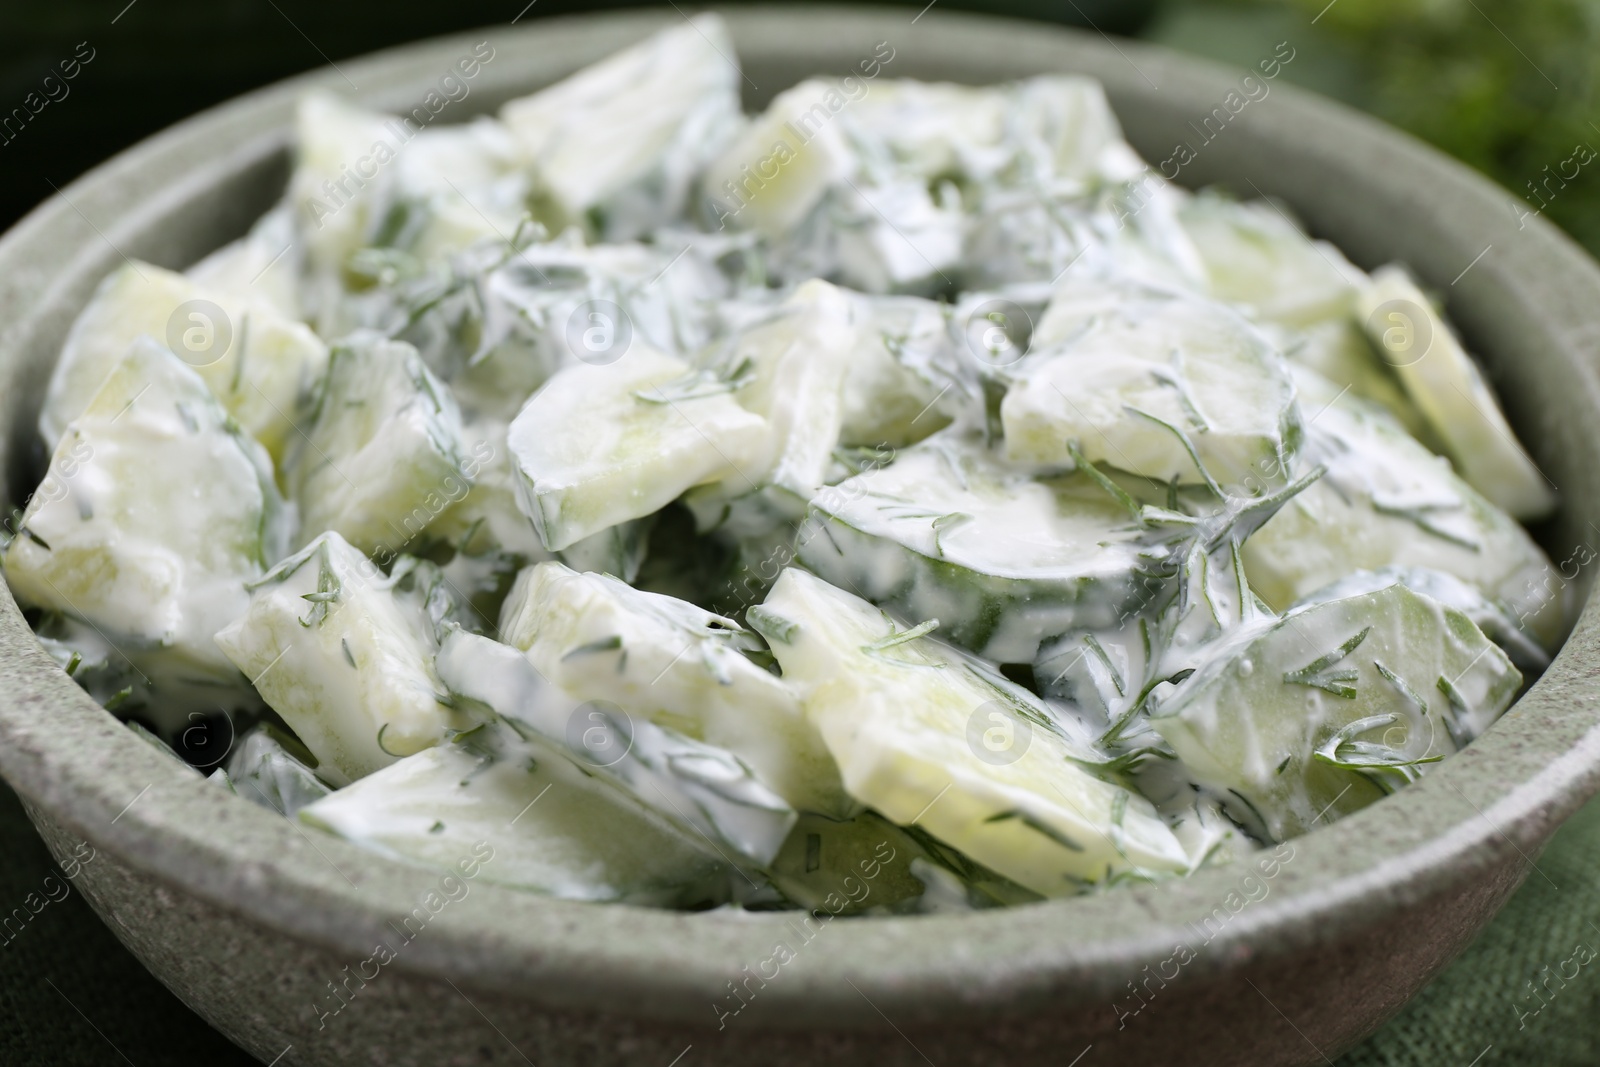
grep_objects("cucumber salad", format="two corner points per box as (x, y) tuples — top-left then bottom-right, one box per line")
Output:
(2, 17), (1565, 912)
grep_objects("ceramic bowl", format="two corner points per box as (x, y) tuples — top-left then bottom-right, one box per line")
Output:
(3, 7), (1600, 1066)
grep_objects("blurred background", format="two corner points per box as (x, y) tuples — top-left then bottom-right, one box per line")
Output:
(4, 0), (1597, 251)
(1, 1), (1593, 1063)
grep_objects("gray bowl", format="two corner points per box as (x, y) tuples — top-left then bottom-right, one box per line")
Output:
(3, 7), (1599, 1066)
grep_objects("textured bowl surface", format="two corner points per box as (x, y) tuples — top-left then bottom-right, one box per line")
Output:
(3, 7), (1600, 1066)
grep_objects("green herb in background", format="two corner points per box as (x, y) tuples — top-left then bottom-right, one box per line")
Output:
(1145, 0), (1600, 253)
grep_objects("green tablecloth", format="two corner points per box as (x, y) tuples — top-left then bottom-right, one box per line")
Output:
(1, 775), (1595, 1065)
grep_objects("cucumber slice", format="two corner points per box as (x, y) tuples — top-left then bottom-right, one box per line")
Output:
(787, 177), (966, 295)
(1309, 566), (1550, 675)
(300, 719), (738, 907)
(39, 262), (330, 464)
(4, 338), (289, 727)
(286, 332), (471, 556)
(697, 278), (860, 497)
(226, 724), (332, 818)
(1241, 368), (1565, 650)
(32, 615), (155, 718)
(1003, 276), (1301, 491)
(498, 562), (849, 816)
(1008, 75), (1147, 183)
(377, 119), (529, 265)
(360, 233), (732, 424)
(1356, 265), (1555, 519)
(703, 79), (968, 293)
(1177, 191), (1364, 330)
(963, 174), (1204, 292)
(291, 90), (395, 275)
(751, 567), (1190, 895)
(501, 15), (743, 241)
(433, 415), (547, 560)
(795, 433), (1176, 662)
(213, 532), (466, 786)
(1037, 526), (1279, 744)
(699, 78), (855, 239)
(434, 628), (796, 865)
(507, 345), (768, 551)
(555, 518), (653, 584)
(291, 94), (527, 283)
(844, 79), (1010, 183)
(838, 294), (975, 448)
(1150, 580), (1521, 841)
(1267, 317), (1433, 446)
(411, 414), (556, 636)
(838, 75), (1136, 189)
(767, 811), (937, 914)
(186, 203), (302, 320)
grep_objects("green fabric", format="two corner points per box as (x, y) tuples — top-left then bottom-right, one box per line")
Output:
(1338, 796), (1600, 1065)
(1, 774), (1596, 1064)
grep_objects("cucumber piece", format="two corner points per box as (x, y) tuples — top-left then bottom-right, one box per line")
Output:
(498, 562), (849, 816)
(377, 119), (530, 265)
(1150, 580), (1520, 841)
(1177, 191), (1364, 330)
(839, 75), (1136, 188)
(415, 414), (556, 636)
(1003, 276), (1301, 491)
(1267, 317), (1433, 446)
(838, 294), (975, 448)
(352, 232), (732, 424)
(700, 78), (855, 239)
(696, 278), (860, 497)
(766, 812), (936, 914)
(291, 94), (529, 294)
(1308, 566), (1550, 675)
(432, 415), (548, 560)
(791, 176), (967, 295)
(4, 338), (289, 727)
(844, 79), (1010, 183)
(213, 532), (466, 786)
(766, 811), (1043, 913)
(963, 174), (1205, 292)
(795, 433), (1177, 662)
(1008, 75), (1147, 182)
(702, 80), (968, 293)
(32, 615), (155, 717)
(1356, 265), (1555, 519)
(456, 235), (733, 420)
(555, 518), (653, 584)
(1241, 368), (1565, 650)
(1037, 526), (1280, 745)
(226, 724), (332, 818)
(291, 90), (396, 276)
(501, 15), (743, 241)
(39, 262), (330, 465)
(300, 719), (738, 906)
(434, 628), (796, 865)
(507, 345), (768, 551)
(186, 203), (302, 320)
(286, 332), (471, 556)
(751, 567), (1190, 895)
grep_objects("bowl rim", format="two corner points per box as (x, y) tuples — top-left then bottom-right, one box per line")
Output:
(3, 2), (1600, 1031)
